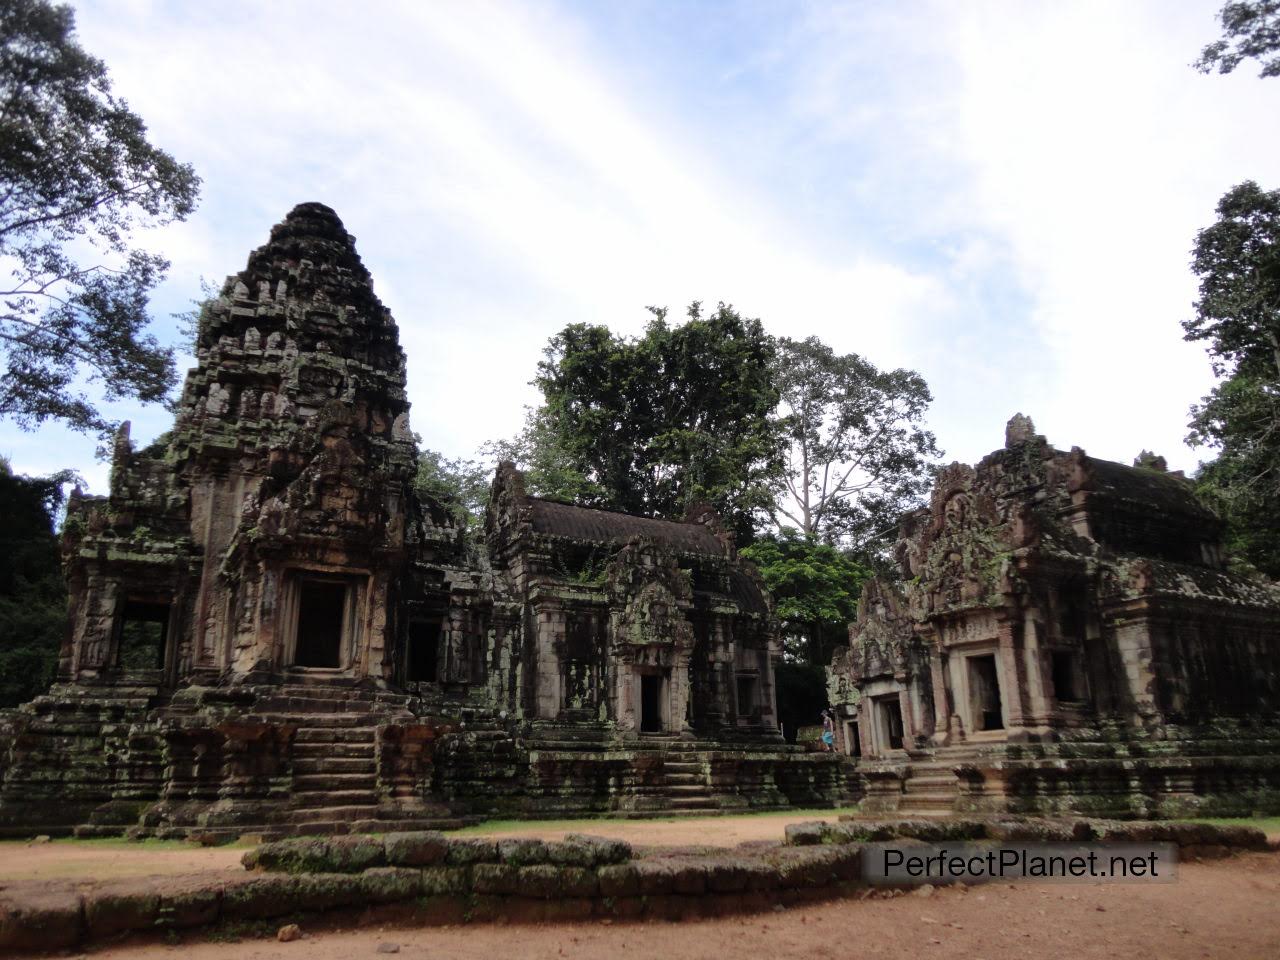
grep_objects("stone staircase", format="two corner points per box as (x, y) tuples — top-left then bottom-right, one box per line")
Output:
(658, 744), (716, 814)
(893, 744), (988, 816)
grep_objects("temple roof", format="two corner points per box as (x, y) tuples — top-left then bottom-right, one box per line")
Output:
(1083, 456), (1217, 524)
(526, 496), (724, 555)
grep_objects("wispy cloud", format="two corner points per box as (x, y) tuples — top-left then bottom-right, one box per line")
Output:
(3, 0), (1273, 491)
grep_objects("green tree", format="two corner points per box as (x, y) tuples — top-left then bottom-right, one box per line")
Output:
(413, 449), (491, 532)
(0, 0), (200, 435)
(0, 458), (70, 706)
(506, 302), (782, 540)
(773, 336), (940, 550)
(1186, 181), (1280, 576)
(741, 529), (871, 665)
(1196, 1), (1280, 77)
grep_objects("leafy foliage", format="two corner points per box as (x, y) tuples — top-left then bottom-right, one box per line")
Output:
(772, 336), (940, 551)
(504, 302), (782, 541)
(1196, 1), (1280, 78)
(0, 458), (69, 706)
(413, 449), (491, 531)
(0, 0), (200, 435)
(741, 529), (872, 665)
(1186, 181), (1280, 576)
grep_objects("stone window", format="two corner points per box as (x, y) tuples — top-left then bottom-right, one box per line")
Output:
(407, 619), (441, 683)
(736, 673), (759, 719)
(294, 579), (347, 668)
(1052, 650), (1083, 703)
(116, 599), (170, 671)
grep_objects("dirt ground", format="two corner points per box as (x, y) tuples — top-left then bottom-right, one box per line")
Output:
(0, 812), (844, 887)
(74, 850), (1280, 960)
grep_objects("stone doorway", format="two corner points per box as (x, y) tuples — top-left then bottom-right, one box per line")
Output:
(968, 654), (1004, 731)
(640, 674), (664, 733)
(294, 580), (346, 668)
(876, 696), (904, 752)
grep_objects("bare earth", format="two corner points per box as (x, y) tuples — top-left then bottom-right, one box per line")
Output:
(3, 816), (1280, 960)
(75, 851), (1280, 960)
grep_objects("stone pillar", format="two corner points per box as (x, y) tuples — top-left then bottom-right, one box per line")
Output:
(929, 647), (951, 745)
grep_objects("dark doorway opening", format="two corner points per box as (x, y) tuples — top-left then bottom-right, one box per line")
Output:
(845, 720), (861, 757)
(877, 697), (904, 751)
(969, 654), (1004, 730)
(640, 674), (663, 733)
(117, 600), (170, 671)
(295, 580), (345, 668)
(407, 620), (440, 682)
(1052, 650), (1081, 702)
(736, 673), (758, 720)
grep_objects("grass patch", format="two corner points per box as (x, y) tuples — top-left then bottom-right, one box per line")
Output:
(457, 807), (859, 835)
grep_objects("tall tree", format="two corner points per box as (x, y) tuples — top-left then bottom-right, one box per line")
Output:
(414, 448), (491, 532)
(1196, 1), (1280, 78)
(0, 458), (70, 706)
(740, 529), (871, 666)
(1185, 181), (1280, 576)
(772, 336), (940, 550)
(0, 0), (200, 435)
(511, 302), (782, 540)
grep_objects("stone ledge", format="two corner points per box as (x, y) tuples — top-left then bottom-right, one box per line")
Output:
(786, 817), (1269, 850)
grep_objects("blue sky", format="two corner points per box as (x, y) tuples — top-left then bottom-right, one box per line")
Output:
(4, 0), (1279, 495)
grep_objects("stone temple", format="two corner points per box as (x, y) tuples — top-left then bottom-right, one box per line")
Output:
(827, 414), (1280, 818)
(0, 204), (842, 839)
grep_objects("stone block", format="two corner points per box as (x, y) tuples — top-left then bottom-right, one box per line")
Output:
(596, 863), (641, 898)
(670, 861), (707, 895)
(514, 864), (561, 898)
(327, 834), (386, 872)
(561, 833), (631, 864)
(222, 875), (302, 921)
(84, 888), (160, 938)
(632, 859), (675, 895)
(243, 837), (332, 873)
(0, 892), (84, 952)
(420, 866), (470, 896)
(784, 821), (825, 846)
(558, 866), (599, 898)
(384, 831), (448, 867)
(445, 838), (498, 865)
(359, 867), (422, 904)
(472, 862), (521, 895)
(156, 886), (221, 928)
(498, 838), (548, 866)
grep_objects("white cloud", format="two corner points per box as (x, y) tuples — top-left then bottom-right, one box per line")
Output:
(6, 0), (1273, 493)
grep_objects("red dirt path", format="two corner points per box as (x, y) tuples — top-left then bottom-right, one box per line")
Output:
(81, 850), (1280, 960)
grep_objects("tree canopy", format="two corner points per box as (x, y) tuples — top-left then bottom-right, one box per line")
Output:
(740, 529), (872, 666)
(0, 0), (200, 435)
(0, 458), (69, 706)
(1185, 181), (1280, 576)
(772, 336), (939, 550)
(505, 302), (782, 541)
(414, 448), (491, 532)
(1196, 1), (1280, 78)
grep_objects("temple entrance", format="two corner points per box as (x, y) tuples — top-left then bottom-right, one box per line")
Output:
(640, 674), (663, 733)
(968, 654), (1004, 730)
(295, 580), (345, 668)
(844, 720), (861, 757)
(116, 600), (170, 671)
(406, 619), (440, 682)
(876, 696), (904, 751)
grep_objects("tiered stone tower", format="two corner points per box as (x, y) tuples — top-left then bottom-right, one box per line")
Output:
(0, 205), (843, 839)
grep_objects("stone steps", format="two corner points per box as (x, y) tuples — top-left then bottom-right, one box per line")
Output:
(292, 756), (375, 775)
(292, 773), (377, 792)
